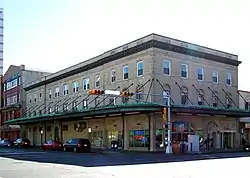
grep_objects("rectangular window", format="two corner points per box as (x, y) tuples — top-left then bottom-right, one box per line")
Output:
(111, 69), (116, 83)
(6, 78), (18, 91)
(54, 105), (59, 113)
(123, 65), (129, 80)
(63, 103), (68, 111)
(137, 61), (144, 77)
(212, 70), (218, 83)
(197, 67), (204, 81)
(39, 92), (42, 101)
(95, 75), (100, 88)
(226, 72), (232, 86)
(34, 94), (37, 102)
(72, 101), (78, 110)
(83, 100), (88, 108)
(109, 98), (115, 105)
(72, 81), (79, 93)
(18, 76), (21, 86)
(163, 60), (171, 75)
(48, 89), (52, 99)
(83, 78), (90, 90)
(181, 64), (188, 78)
(63, 84), (69, 95)
(48, 107), (52, 114)
(55, 87), (60, 97)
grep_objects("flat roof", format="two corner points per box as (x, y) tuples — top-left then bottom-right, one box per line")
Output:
(24, 33), (240, 91)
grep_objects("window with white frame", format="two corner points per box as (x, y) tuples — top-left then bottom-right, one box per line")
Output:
(180, 64), (188, 78)
(54, 105), (59, 113)
(163, 60), (171, 75)
(34, 93), (37, 102)
(63, 84), (69, 95)
(6, 78), (18, 91)
(226, 72), (232, 86)
(55, 87), (60, 97)
(95, 75), (100, 87)
(212, 70), (218, 83)
(73, 81), (79, 93)
(48, 107), (53, 114)
(123, 66), (129, 80)
(226, 93), (232, 108)
(72, 101), (78, 110)
(29, 96), (32, 103)
(63, 103), (68, 111)
(197, 67), (204, 81)
(83, 78), (90, 90)
(39, 92), (42, 101)
(83, 99), (88, 108)
(6, 95), (18, 106)
(111, 69), (116, 83)
(48, 89), (52, 99)
(137, 61), (144, 77)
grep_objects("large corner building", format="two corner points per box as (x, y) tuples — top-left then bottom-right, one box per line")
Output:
(0, 65), (51, 140)
(5, 33), (250, 152)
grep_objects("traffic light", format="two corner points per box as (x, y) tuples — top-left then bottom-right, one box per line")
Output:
(88, 89), (105, 95)
(162, 107), (167, 122)
(121, 91), (134, 97)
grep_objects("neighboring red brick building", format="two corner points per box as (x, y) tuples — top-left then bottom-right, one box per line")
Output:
(0, 65), (50, 141)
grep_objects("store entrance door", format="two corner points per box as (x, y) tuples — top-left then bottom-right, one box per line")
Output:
(220, 131), (234, 148)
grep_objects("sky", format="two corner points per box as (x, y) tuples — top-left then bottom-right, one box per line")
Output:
(1, 0), (250, 90)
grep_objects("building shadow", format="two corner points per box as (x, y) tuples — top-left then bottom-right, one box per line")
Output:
(0, 148), (249, 168)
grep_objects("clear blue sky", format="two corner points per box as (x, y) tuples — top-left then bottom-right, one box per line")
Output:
(1, 0), (250, 90)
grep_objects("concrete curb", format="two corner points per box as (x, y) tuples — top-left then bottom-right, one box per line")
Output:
(95, 149), (245, 155)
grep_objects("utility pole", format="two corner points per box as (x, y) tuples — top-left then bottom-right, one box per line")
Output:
(165, 97), (172, 154)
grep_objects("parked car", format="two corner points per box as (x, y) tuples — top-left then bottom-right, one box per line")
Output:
(63, 138), (91, 153)
(13, 138), (31, 148)
(42, 140), (63, 150)
(0, 139), (14, 147)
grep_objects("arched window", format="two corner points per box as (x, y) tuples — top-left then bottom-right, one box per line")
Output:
(135, 85), (144, 102)
(181, 86), (188, 105)
(163, 84), (171, 105)
(212, 91), (218, 107)
(197, 89), (204, 105)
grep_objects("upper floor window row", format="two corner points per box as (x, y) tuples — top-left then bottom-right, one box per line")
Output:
(4, 77), (21, 91)
(164, 60), (232, 85)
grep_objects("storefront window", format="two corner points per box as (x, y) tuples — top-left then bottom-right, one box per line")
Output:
(172, 122), (190, 142)
(129, 130), (149, 147)
(91, 131), (103, 147)
(108, 131), (123, 147)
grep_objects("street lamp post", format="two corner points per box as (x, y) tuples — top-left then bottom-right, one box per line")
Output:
(166, 97), (172, 154)
(40, 128), (43, 147)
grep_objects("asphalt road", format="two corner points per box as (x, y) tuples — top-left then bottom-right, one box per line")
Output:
(0, 148), (249, 178)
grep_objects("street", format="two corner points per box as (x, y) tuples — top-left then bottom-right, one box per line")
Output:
(0, 148), (249, 178)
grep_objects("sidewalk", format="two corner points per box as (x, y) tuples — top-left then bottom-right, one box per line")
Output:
(92, 148), (244, 155)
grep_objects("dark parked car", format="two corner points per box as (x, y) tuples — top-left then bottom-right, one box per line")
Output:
(0, 139), (13, 147)
(42, 140), (63, 150)
(63, 138), (91, 153)
(13, 138), (31, 148)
